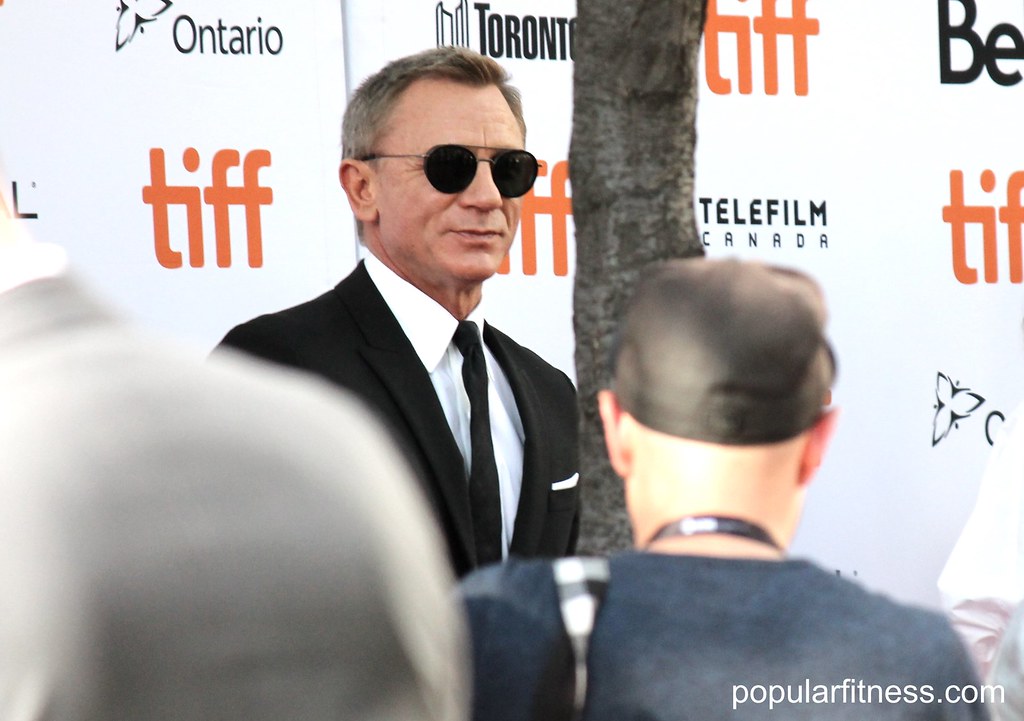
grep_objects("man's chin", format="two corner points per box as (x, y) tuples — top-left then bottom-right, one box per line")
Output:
(451, 254), (508, 285)
(455, 271), (500, 290)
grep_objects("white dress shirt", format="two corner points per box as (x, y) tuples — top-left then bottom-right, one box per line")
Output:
(364, 254), (525, 559)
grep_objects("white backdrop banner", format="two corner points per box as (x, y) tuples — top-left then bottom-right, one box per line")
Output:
(695, 0), (1024, 606)
(0, 0), (354, 349)
(2, 0), (1021, 610)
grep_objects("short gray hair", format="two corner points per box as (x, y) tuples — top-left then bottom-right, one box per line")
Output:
(342, 47), (526, 160)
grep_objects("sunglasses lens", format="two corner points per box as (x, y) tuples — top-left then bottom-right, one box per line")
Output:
(423, 145), (478, 194)
(422, 146), (539, 198)
(492, 150), (538, 198)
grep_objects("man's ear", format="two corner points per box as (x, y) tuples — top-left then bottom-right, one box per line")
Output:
(339, 159), (379, 224)
(797, 407), (839, 487)
(597, 390), (633, 479)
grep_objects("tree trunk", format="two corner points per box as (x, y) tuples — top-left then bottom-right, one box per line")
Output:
(570, 0), (708, 555)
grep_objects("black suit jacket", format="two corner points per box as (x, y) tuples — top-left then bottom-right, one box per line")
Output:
(218, 262), (579, 577)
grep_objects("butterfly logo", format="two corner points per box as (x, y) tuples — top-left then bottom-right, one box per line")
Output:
(931, 372), (985, 447)
(115, 0), (173, 51)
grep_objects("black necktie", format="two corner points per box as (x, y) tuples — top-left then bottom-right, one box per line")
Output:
(452, 320), (503, 566)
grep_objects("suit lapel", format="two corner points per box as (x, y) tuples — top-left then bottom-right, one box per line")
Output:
(336, 264), (476, 563)
(483, 324), (548, 556)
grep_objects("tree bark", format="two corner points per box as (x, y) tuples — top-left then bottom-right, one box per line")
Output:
(570, 0), (708, 555)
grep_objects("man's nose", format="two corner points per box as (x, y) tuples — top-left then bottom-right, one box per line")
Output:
(458, 158), (504, 208)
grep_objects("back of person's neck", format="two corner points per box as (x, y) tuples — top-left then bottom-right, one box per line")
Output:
(625, 438), (803, 559)
(634, 502), (791, 559)
(632, 498), (798, 557)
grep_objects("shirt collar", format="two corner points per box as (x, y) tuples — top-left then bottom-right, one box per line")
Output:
(0, 242), (68, 295)
(363, 253), (487, 373)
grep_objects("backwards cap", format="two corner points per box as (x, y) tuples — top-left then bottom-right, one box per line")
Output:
(611, 258), (835, 445)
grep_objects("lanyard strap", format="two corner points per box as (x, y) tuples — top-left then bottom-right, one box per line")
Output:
(645, 515), (782, 552)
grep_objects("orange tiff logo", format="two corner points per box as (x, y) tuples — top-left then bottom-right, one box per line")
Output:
(943, 170), (1024, 284)
(142, 147), (272, 269)
(704, 0), (820, 96)
(500, 159), (572, 277)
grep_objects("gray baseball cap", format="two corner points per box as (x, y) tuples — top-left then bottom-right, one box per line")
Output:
(610, 257), (835, 445)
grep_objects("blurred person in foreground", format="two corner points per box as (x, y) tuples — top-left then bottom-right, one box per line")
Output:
(218, 47), (579, 578)
(459, 257), (989, 721)
(0, 160), (466, 721)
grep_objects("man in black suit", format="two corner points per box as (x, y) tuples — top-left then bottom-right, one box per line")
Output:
(218, 47), (579, 578)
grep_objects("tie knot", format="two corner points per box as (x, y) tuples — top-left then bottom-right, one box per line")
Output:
(453, 320), (482, 355)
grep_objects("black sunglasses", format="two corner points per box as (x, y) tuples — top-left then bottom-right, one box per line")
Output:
(360, 144), (539, 198)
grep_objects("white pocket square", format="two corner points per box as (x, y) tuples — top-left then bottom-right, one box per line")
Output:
(550, 473), (579, 491)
